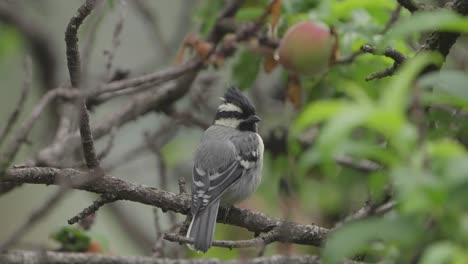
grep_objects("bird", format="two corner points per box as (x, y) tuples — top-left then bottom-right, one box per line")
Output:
(186, 86), (264, 253)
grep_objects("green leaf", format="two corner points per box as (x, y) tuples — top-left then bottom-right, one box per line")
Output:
(323, 217), (419, 264)
(419, 70), (468, 107)
(420, 241), (467, 264)
(380, 52), (443, 112)
(317, 104), (372, 157)
(231, 49), (261, 89)
(330, 0), (395, 21)
(235, 7), (264, 21)
(0, 25), (22, 58)
(427, 139), (466, 160)
(294, 100), (347, 131)
(383, 10), (468, 44)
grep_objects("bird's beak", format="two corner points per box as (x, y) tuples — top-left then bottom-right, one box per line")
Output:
(247, 115), (261, 123)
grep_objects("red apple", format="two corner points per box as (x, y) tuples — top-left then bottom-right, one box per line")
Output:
(278, 22), (334, 76)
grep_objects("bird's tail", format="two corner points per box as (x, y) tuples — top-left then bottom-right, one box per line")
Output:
(186, 200), (220, 253)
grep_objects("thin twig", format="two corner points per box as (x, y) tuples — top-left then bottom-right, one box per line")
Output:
(0, 89), (62, 176)
(334, 199), (396, 229)
(96, 128), (116, 161)
(65, 0), (100, 170)
(67, 193), (118, 224)
(360, 44), (407, 81)
(145, 132), (177, 223)
(178, 178), (187, 194)
(0, 56), (32, 149)
(104, 0), (126, 80)
(381, 4), (402, 34)
(152, 208), (164, 257)
(335, 51), (364, 64)
(164, 228), (280, 249)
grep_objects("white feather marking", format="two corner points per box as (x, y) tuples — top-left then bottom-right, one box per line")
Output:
(194, 180), (204, 187)
(208, 172), (222, 181)
(257, 133), (264, 157)
(195, 167), (206, 176)
(218, 103), (243, 113)
(214, 118), (241, 128)
(197, 190), (204, 197)
(203, 199), (209, 204)
(186, 217), (196, 250)
(240, 160), (255, 169)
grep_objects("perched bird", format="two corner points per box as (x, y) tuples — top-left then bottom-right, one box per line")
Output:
(187, 86), (264, 252)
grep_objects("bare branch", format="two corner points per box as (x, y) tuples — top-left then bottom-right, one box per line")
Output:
(165, 228), (280, 249)
(65, 0), (98, 88)
(360, 45), (408, 81)
(0, 250), (345, 264)
(0, 89), (62, 175)
(65, 0), (100, 170)
(397, 0), (420, 13)
(3, 167), (329, 247)
(67, 193), (118, 225)
(419, 0), (468, 74)
(334, 200), (396, 229)
(381, 4), (402, 34)
(335, 51), (364, 64)
(104, 0), (126, 80)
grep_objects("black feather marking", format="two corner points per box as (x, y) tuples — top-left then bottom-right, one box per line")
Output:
(222, 86), (256, 118)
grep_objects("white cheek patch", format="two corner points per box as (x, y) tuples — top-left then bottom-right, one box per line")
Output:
(218, 103), (243, 113)
(214, 118), (241, 128)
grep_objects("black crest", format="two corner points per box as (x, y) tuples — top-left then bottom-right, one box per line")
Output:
(223, 86), (256, 118)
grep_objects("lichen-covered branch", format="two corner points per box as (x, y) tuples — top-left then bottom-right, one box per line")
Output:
(3, 167), (329, 247)
(0, 250), (361, 264)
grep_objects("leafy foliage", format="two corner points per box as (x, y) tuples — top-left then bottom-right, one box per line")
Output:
(201, 0), (468, 262)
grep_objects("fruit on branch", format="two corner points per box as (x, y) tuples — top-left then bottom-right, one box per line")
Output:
(278, 21), (334, 76)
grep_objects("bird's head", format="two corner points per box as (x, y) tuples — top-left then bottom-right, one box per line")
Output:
(214, 86), (261, 132)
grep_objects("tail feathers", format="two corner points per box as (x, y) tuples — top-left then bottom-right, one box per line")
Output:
(186, 200), (220, 253)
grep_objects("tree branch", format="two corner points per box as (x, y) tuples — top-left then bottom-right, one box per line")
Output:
(420, 0), (468, 74)
(3, 167), (329, 247)
(65, 0), (100, 170)
(360, 45), (408, 81)
(397, 0), (420, 13)
(164, 228), (280, 249)
(0, 250), (353, 264)
(67, 193), (118, 225)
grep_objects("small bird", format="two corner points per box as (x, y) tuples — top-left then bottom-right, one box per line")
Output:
(187, 86), (264, 252)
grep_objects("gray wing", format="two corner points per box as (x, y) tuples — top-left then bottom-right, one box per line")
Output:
(191, 133), (261, 215)
(191, 139), (244, 215)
